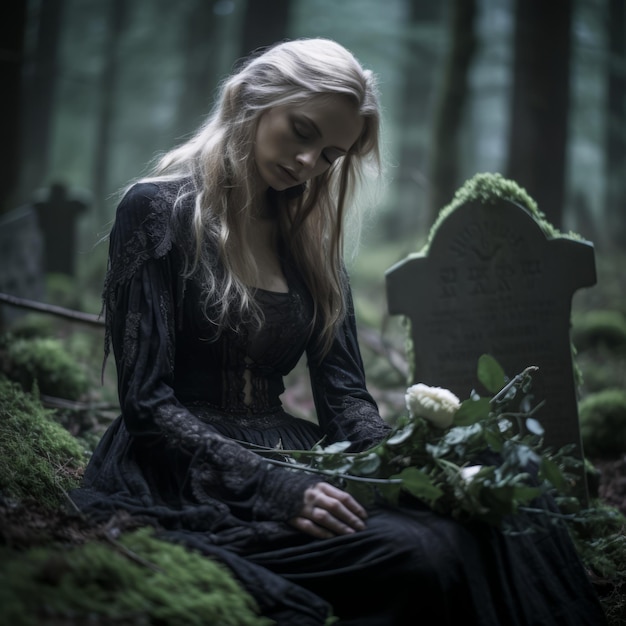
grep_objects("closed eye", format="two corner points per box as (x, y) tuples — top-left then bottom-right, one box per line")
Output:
(292, 116), (345, 165)
(293, 121), (310, 140)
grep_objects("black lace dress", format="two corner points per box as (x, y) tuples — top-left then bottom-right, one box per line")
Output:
(71, 181), (607, 626)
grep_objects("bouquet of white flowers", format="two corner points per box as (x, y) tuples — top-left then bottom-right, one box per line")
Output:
(249, 354), (582, 527)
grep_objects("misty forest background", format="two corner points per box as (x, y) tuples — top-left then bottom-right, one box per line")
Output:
(2, 3), (626, 623)
(2, 0), (626, 418)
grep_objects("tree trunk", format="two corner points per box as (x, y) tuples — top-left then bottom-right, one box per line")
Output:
(389, 1), (447, 239)
(175, 1), (220, 138)
(428, 0), (477, 221)
(17, 0), (64, 205)
(1, 0), (28, 212)
(506, 0), (572, 228)
(239, 0), (292, 59)
(92, 0), (126, 221)
(604, 0), (626, 250)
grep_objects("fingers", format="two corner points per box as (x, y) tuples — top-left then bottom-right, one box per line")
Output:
(288, 482), (368, 539)
(316, 482), (368, 521)
(289, 515), (336, 540)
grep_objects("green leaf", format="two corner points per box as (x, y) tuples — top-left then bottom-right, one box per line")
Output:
(477, 354), (506, 394)
(351, 453), (381, 476)
(322, 441), (352, 454)
(539, 457), (568, 492)
(454, 397), (491, 426)
(505, 443), (540, 469)
(386, 423), (415, 446)
(525, 417), (544, 436)
(483, 484), (516, 507)
(393, 467), (443, 502)
(511, 485), (542, 504)
(484, 428), (503, 452)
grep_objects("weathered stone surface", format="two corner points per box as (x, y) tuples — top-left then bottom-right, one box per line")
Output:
(0, 206), (45, 327)
(386, 197), (596, 465)
(34, 183), (88, 276)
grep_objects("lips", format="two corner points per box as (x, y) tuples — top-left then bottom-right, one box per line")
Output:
(279, 166), (300, 185)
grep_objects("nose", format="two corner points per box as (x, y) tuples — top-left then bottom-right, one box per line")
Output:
(296, 148), (319, 170)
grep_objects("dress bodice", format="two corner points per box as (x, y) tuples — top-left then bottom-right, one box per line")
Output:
(173, 276), (314, 415)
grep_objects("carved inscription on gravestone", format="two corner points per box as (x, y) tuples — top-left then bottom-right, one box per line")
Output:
(386, 198), (596, 461)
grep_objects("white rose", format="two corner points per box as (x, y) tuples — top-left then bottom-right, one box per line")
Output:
(405, 383), (461, 429)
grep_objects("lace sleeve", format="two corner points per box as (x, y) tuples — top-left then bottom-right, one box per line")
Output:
(103, 182), (319, 522)
(308, 279), (392, 452)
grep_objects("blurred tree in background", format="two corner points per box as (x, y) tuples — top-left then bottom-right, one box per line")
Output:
(506, 0), (573, 229)
(2, 0), (624, 291)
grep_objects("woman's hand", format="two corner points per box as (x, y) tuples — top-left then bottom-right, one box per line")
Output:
(288, 482), (368, 539)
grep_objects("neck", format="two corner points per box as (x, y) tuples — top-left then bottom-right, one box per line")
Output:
(253, 190), (278, 221)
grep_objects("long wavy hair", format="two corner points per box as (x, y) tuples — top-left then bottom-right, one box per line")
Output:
(138, 38), (381, 358)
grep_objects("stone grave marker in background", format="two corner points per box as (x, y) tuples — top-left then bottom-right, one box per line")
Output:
(386, 182), (596, 495)
(0, 206), (45, 328)
(34, 182), (88, 277)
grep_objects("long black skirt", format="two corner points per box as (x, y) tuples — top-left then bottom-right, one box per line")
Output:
(71, 412), (608, 626)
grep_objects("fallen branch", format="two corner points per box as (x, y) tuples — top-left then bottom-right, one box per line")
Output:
(0, 292), (104, 328)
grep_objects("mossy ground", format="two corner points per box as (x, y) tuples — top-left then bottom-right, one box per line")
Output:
(0, 526), (273, 626)
(0, 377), (86, 510)
(1, 197), (625, 624)
(0, 373), (274, 626)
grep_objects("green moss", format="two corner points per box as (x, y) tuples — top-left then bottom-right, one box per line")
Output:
(570, 502), (626, 576)
(579, 388), (626, 457)
(576, 351), (626, 394)
(422, 172), (577, 253)
(0, 377), (85, 509)
(46, 272), (84, 310)
(0, 526), (274, 626)
(567, 502), (626, 624)
(1, 334), (90, 399)
(6, 314), (56, 340)
(572, 310), (626, 353)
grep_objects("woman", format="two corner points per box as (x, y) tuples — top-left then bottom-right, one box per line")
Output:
(72, 39), (606, 625)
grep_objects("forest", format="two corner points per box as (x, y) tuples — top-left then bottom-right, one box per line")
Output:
(1, 0), (626, 624)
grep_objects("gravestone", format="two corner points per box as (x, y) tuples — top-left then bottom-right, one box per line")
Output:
(385, 181), (596, 496)
(33, 182), (88, 276)
(0, 206), (45, 328)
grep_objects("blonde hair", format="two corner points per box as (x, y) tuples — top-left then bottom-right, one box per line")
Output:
(141, 38), (381, 358)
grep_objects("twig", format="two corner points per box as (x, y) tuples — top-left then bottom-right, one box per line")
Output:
(517, 505), (577, 521)
(59, 485), (82, 515)
(40, 393), (119, 413)
(0, 292), (104, 327)
(263, 456), (403, 485)
(490, 366), (539, 405)
(104, 528), (164, 573)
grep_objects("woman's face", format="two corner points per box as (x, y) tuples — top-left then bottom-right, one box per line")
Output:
(253, 94), (364, 191)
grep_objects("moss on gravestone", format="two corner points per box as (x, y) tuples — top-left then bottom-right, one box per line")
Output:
(423, 172), (575, 254)
(0, 376), (85, 509)
(0, 526), (274, 626)
(579, 388), (626, 457)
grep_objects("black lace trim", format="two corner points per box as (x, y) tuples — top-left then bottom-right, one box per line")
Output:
(153, 403), (318, 522)
(336, 399), (392, 451)
(102, 181), (181, 368)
